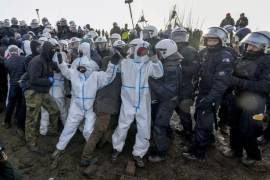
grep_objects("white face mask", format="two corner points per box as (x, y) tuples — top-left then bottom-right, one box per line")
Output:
(136, 55), (149, 63)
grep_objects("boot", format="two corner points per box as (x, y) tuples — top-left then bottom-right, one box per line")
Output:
(133, 156), (145, 168)
(148, 154), (165, 163)
(51, 149), (64, 160)
(112, 149), (121, 162)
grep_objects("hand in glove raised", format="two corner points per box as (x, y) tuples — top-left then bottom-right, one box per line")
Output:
(48, 76), (54, 85)
(57, 53), (63, 64)
(111, 50), (122, 65)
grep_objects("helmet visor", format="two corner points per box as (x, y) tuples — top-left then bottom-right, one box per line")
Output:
(240, 33), (270, 49)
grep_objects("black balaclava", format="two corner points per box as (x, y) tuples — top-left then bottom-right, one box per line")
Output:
(30, 40), (41, 56)
(41, 41), (55, 61)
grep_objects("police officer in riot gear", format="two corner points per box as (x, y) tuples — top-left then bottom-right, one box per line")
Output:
(148, 39), (183, 162)
(142, 25), (160, 53)
(183, 27), (234, 160)
(171, 27), (199, 141)
(95, 36), (112, 58)
(224, 31), (270, 166)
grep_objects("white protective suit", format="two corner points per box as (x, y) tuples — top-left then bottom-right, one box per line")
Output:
(56, 55), (118, 151)
(40, 53), (69, 135)
(22, 40), (32, 56)
(70, 42), (93, 132)
(112, 42), (164, 157)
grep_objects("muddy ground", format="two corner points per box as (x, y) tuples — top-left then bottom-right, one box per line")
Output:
(1, 112), (270, 180)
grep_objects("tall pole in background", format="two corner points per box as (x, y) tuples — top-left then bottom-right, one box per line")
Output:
(35, 9), (40, 23)
(125, 0), (135, 29)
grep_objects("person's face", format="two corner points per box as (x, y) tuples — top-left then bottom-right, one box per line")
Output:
(207, 38), (220, 47)
(70, 42), (80, 49)
(70, 26), (77, 32)
(247, 44), (261, 53)
(42, 19), (48, 26)
(142, 30), (151, 40)
(96, 43), (107, 51)
(111, 38), (118, 45)
(61, 44), (68, 52)
(60, 20), (66, 26)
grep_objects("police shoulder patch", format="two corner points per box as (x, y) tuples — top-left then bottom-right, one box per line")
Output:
(222, 58), (231, 63)
(218, 71), (226, 76)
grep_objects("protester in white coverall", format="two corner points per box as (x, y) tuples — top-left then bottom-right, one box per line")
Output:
(112, 41), (164, 167)
(71, 42), (92, 133)
(51, 51), (119, 159)
(39, 52), (69, 135)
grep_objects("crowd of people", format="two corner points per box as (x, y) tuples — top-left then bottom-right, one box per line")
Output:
(0, 15), (270, 179)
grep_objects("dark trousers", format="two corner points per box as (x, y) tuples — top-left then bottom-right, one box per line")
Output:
(218, 93), (234, 128)
(175, 102), (193, 134)
(229, 95), (264, 160)
(176, 86), (194, 134)
(4, 85), (26, 130)
(191, 96), (217, 158)
(152, 100), (176, 155)
(81, 113), (112, 160)
(0, 82), (8, 112)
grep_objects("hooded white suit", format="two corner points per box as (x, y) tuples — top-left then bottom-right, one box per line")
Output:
(112, 42), (164, 157)
(56, 55), (118, 151)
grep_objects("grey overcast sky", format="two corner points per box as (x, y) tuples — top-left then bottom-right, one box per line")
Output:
(0, 0), (269, 31)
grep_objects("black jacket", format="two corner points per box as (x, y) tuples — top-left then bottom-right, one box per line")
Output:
(0, 56), (7, 86)
(220, 17), (235, 27)
(233, 53), (270, 97)
(149, 52), (182, 102)
(94, 55), (122, 114)
(5, 55), (26, 86)
(24, 40), (41, 71)
(27, 42), (54, 93)
(197, 47), (234, 102)
(179, 44), (199, 98)
(236, 17), (249, 29)
(110, 26), (121, 35)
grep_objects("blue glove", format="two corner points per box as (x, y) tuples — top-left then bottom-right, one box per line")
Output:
(48, 77), (54, 85)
